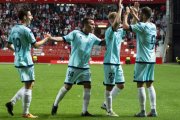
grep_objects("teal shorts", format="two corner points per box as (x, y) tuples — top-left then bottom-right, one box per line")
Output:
(64, 67), (91, 85)
(134, 63), (155, 82)
(17, 66), (35, 82)
(104, 65), (125, 86)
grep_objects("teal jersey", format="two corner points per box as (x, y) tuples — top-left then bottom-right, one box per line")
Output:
(8, 24), (36, 67)
(131, 22), (157, 62)
(63, 30), (101, 68)
(104, 26), (126, 64)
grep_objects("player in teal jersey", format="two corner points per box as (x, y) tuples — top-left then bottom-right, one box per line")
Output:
(100, 0), (125, 117)
(5, 7), (51, 118)
(50, 17), (104, 116)
(123, 3), (157, 117)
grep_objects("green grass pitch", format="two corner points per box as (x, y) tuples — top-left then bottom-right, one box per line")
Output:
(0, 63), (180, 120)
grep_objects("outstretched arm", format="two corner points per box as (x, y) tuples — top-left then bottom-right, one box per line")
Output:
(112, 0), (123, 30)
(50, 36), (64, 42)
(33, 33), (51, 48)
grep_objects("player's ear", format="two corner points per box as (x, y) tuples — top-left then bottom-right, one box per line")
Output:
(23, 15), (28, 21)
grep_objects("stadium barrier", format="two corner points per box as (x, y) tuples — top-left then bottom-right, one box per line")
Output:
(0, 56), (162, 64)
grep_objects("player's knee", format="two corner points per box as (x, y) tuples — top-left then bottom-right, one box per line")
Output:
(106, 85), (113, 91)
(64, 84), (72, 90)
(137, 82), (144, 88)
(117, 84), (125, 89)
(83, 83), (91, 89)
(24, 81), (34, 89)
(146, 82), (153, 88)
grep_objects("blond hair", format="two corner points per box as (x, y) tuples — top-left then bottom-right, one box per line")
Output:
(108, 12), (117, 20)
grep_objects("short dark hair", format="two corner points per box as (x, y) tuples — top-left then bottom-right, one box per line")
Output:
(18, 7), (30, 20)
(81, 17), (93, 28)
(141, 6), (152, 19)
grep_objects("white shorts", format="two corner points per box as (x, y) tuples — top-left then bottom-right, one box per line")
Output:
(104, 65), (125, 86)
(134, 63), (155, 82)
(17, 66), (35, 82)
(64, 67), (91, 85)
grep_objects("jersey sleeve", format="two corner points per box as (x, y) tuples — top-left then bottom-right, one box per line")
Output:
(117, 29), (126, 38)
(105, 27), (113, 40)
(92, 34), (101, 45)
(122, 29), (126, 38)
(8, 31), (13, 44)
(26, 29), (36, 44)
(63, 30), (76, 43)
(130, 22), (144, 34)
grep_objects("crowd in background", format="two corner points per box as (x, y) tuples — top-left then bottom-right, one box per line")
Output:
(0, 3), (166, 49)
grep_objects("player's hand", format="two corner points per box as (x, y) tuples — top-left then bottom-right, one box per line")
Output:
(125, 6), (130, 15)
(44, 33), (52, 40)
(133, 2), (140, 13)
(130, 6), (136, 15)
(118, 0), (123, 8)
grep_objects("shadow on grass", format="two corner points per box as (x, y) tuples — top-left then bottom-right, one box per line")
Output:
(36, 113), (139, 120)
(1, 113), (151, 120)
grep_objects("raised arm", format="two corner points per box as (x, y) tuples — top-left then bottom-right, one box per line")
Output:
(123, 6), (130, 30)
(112, 0), (123, 30)
(130, 2), (140, 24)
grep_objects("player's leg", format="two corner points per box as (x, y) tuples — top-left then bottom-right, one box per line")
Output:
(134, 82), (147, 117)
(5, 86), (24, 116)
(51, 84), (72, 115)
(101, 65), (118, 117)
(105, 85), (119, 117)
(111, 65), (125, 102)
(145, 64), (157, 117)
(101, 65), (113, 111)
(111, 85), (124, 99)
(20, 66), (37, 118)
(134, 63), (147, 117)
(22, 81), (38, 118)
(76, 69), (93, 116)
(51, 67), (75, 115)
(11, 87), (24, 105)
(81, 82), (93, 116)
(146, 82), (157, 117)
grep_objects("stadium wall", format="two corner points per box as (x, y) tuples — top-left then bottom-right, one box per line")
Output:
(0, 55), (162, 64)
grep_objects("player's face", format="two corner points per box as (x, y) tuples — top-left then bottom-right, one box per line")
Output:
(85, 20), (95, 33)
(25, 11), (33, 25)
(109, 18), (114, 25)
(139, 11), (146, 22)
(139, 13), (143, 22)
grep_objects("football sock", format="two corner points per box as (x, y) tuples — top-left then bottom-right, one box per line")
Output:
(11, 87), (24, 105)
(138, 87), (146, 111)
(148, 86), (156, 110)
(82, 88), (90, 113)
(105, 90), (112, 112)
(23, 89), (32, 114)
(111, 85), (121, 99)
(54, 86), (68, 106)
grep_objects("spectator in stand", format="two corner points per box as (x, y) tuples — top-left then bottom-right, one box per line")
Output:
(0, 3), (166, 49)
